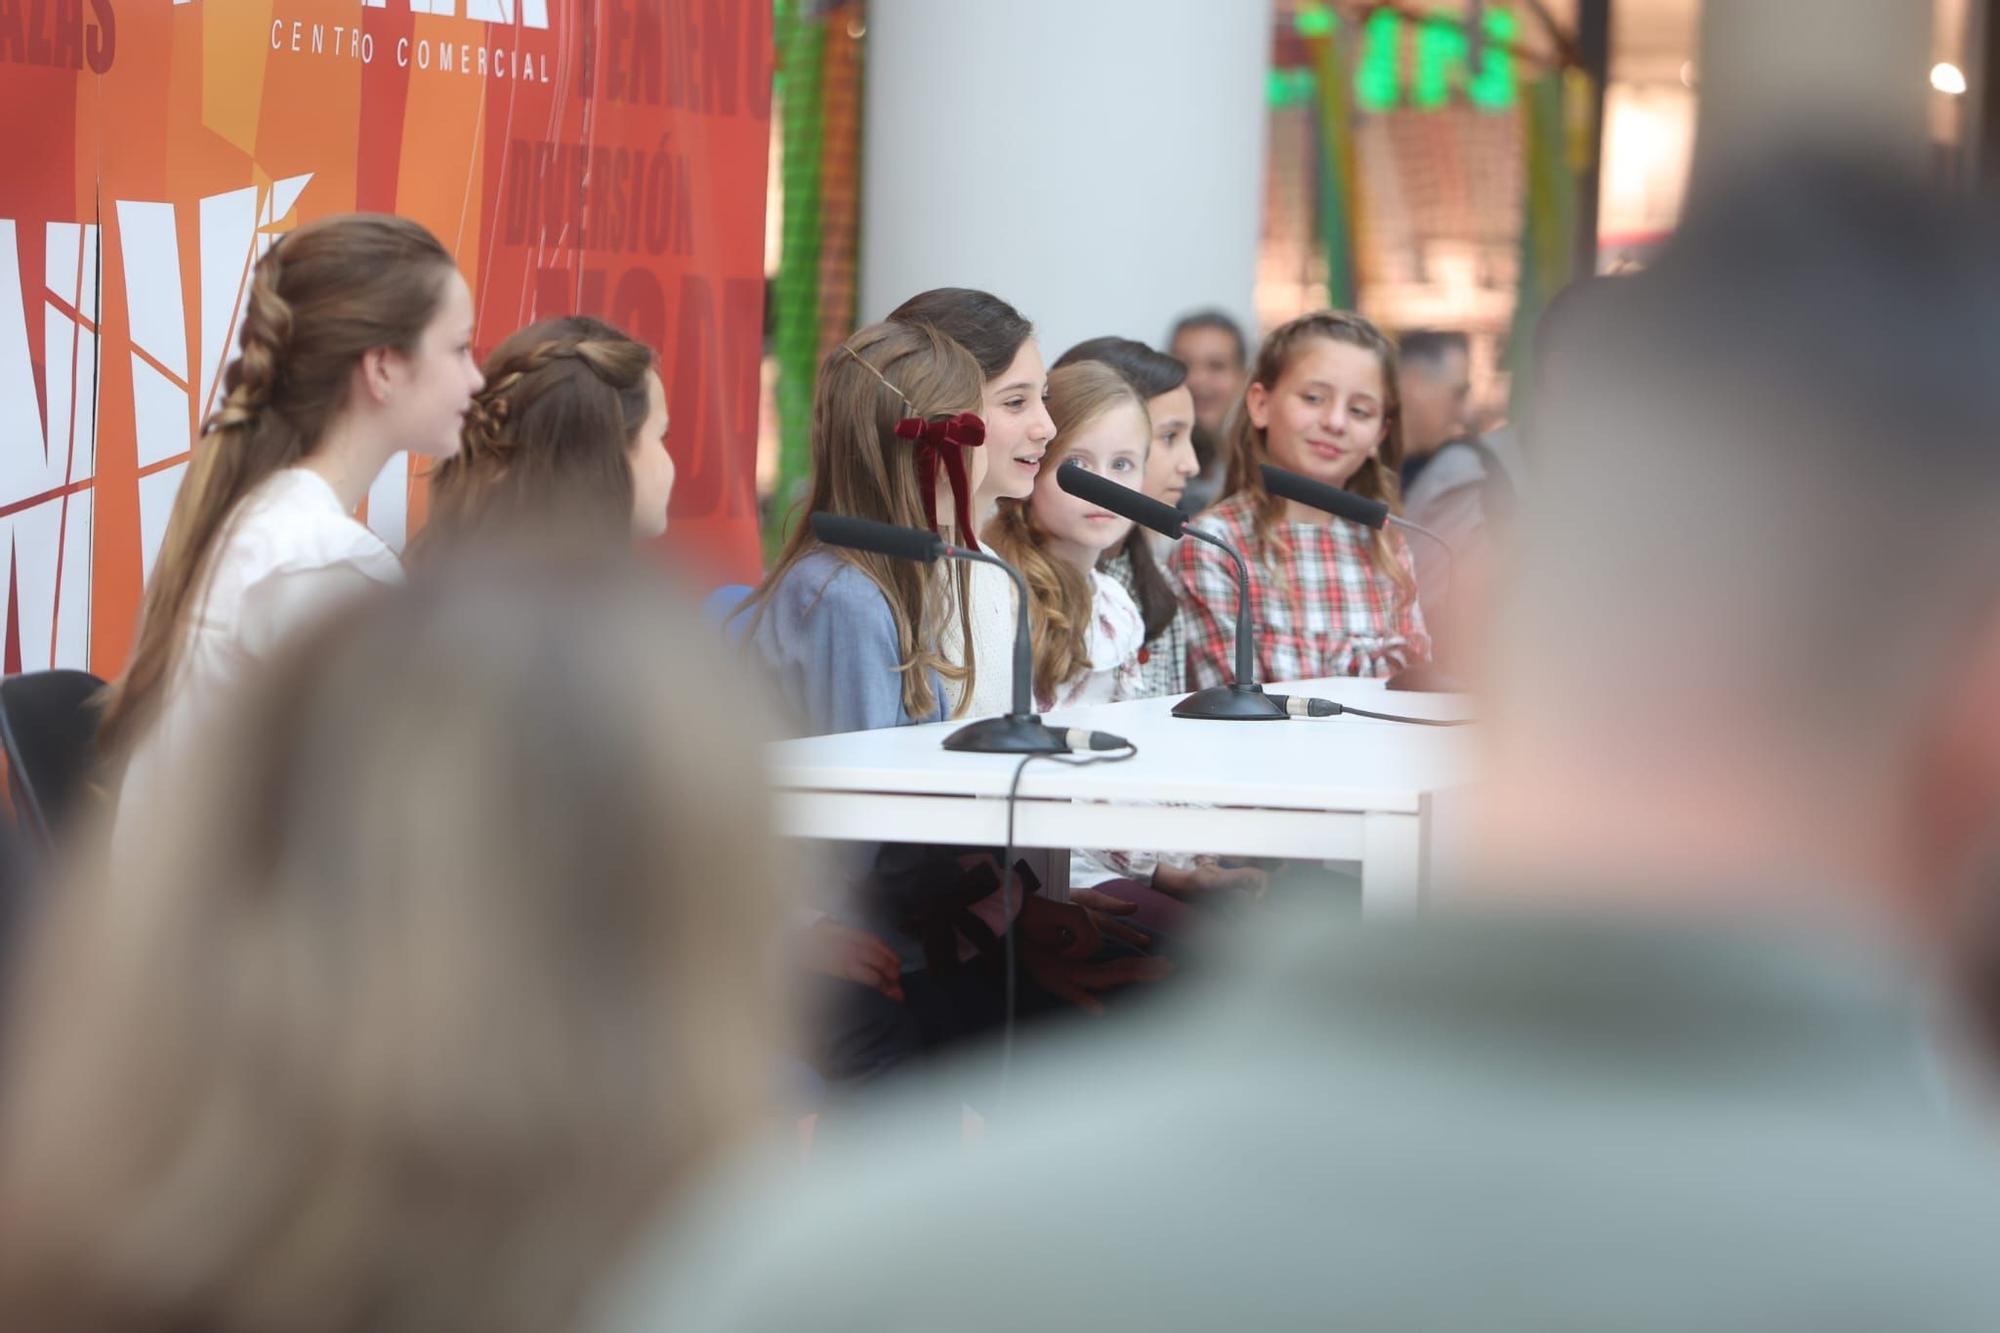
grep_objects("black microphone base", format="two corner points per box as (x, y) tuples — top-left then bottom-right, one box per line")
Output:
(1172, 684), (1290, 721)
(943, 713), (1070, 754)
(1387, 665), (1465, 693)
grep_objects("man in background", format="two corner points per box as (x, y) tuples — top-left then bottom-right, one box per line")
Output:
(1395, 328), (1473, 495)
(1396, 327), (1523, 654)
(1168, 309), (1250, 512)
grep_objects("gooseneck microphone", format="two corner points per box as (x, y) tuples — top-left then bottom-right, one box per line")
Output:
(1258, 463), (1453, 553)
(1056, 465), (1287, 721)
(807, 512), (1130, 753)
(1257, 463), (1465, 694)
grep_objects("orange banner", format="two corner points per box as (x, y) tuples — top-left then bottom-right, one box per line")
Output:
(0, 0), (771, 677)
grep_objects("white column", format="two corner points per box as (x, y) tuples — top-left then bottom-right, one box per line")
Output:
(858, 0), (1271, 360)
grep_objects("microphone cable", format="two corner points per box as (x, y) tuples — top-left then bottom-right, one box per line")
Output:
(995, 740), (1139, 1107)
(1271, 693), (1474, 727)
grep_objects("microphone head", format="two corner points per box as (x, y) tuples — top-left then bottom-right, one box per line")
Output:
(1055, 463), (1187, 539)
(1259, 463), (1389, 530)
(809, 512), (946, 564)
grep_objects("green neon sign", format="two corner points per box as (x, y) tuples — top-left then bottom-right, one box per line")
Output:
(1286, 5), (1521, 113)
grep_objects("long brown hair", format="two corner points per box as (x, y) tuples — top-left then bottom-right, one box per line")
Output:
(1049, 336), (1188, 642)
(0, 552), (786, 1333)
(421, 316), (655, 551)
(96, 213), (456, 760)
(744, 320), (983, 719)
(985, 362), (1149, 706)
(1221, 310), (1414, 601)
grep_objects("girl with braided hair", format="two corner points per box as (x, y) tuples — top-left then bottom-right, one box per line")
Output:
(422, 315), (673, 549)
(102, 212), (482, 826)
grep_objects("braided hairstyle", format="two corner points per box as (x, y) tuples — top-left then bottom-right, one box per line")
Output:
(98, 213), (457, 761)
(420, 316), (657, 554)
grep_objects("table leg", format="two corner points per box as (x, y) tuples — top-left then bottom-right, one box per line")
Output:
(1360, 810), (1426, 916)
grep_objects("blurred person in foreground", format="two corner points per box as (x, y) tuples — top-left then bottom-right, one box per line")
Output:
(598, 153), (2000, 1330)
(0, 553), (788, 1333)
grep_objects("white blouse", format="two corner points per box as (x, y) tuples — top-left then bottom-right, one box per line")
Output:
(941, 557), (1022, 719)
(1045, 571), (1145, 711)
(117, 468), (403, 834)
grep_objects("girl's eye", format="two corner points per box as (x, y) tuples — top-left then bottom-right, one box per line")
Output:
(1112, 458), (1136, 472)
(1003, 398), (1027, 411)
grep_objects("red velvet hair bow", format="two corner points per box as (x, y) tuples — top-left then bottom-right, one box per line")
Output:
(894, 411), (987, 550)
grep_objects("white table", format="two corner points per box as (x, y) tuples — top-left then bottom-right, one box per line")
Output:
(768, 677), (1478, 914)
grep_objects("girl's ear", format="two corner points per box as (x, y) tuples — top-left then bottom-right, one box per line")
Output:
(1245, 381), (1272, 431)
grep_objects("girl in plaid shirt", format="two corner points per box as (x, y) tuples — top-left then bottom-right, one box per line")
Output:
(1169, 311), (1430, 688)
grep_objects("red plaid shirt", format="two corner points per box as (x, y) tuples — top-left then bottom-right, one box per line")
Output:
(1169, 492), (1431, 688)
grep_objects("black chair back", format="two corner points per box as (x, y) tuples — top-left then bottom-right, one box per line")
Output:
(0, 669), (107, 848)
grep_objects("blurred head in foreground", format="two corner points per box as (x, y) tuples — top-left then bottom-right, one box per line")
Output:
(0, 551), (786, 1333)
(1479, 150), (2000, 964)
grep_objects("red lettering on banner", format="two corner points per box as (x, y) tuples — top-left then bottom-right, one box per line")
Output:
(0, 0), (106, 68)
(83, 0), (107, 69)
(590, 0), (761, 116)
(49, 0), (78, 70)
(701, 0), (736, 114)
(26, 0), (50, 65)
(502, 138), (693, 258)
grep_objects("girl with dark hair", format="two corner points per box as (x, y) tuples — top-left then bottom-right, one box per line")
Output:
(888, 288), (1056, 718)
(424, 315), (672, 547)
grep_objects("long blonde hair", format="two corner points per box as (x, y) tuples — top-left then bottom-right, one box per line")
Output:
(744, 320), (984, 719)
(1221, 310), (1415, 602)
(985, 362), (1148, 705)
(0, 553), (786, 1333)
(97, 214), (457, 761)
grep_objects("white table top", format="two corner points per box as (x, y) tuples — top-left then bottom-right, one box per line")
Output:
(767, 677), (1479, 816)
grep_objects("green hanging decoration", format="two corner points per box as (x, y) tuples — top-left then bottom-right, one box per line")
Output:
(1508, 67), (1583, 424)
(769, 0), (828, 559)
(1306, 13), (1362, 310)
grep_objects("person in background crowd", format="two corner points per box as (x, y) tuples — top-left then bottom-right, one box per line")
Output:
(1167, 308), (1250, 513)
(0, 555), (786, 1333)
(1394, 329), (1471, 494)
(1396, 328), (1523, 650)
